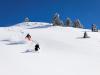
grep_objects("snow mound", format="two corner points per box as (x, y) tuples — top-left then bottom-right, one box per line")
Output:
(15, 22), (52, 29)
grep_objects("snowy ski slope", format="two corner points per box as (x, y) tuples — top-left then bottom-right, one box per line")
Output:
(0, 22), (100, 75)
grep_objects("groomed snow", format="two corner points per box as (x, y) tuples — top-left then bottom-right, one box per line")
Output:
(0, 22), (100, 75)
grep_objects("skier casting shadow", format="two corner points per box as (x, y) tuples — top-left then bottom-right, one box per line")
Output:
(21, 43), (40, 53)
(35, 43), (40, 52)
(25, 34), (32, 41)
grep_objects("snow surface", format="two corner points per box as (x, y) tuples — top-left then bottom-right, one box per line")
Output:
(0, 22), (100, 75)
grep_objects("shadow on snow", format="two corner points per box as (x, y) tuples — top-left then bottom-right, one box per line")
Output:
(6, 41), (25, 45)
(28, 25), (52, 29)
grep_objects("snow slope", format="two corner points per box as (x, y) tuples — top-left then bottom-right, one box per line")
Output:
(0, 22), (100, 75)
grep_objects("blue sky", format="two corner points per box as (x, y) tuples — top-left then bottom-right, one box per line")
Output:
(0, 0), (100, 28)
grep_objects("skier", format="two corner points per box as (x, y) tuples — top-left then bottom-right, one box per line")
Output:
(35, 43), (40, 52)
(25, 34), (32, 41)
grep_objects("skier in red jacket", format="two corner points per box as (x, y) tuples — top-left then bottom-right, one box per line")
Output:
(25, 34), (32, 41)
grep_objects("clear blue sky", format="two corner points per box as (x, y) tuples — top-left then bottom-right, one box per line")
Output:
(0, 0), (100, 28)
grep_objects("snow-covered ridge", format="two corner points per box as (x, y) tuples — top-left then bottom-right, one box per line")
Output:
(14, 22), (52, 29)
